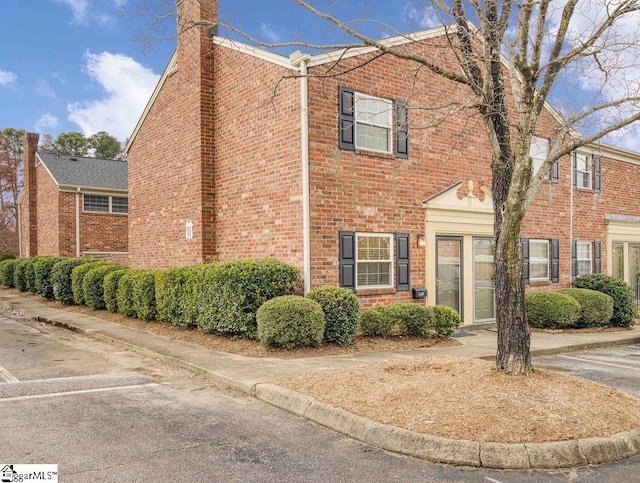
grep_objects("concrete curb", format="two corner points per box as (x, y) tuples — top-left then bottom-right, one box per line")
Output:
(253, 383), (640, 469)
(2, 293), (640, 469)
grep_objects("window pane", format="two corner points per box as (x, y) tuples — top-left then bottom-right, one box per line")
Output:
(612, 244), (624, 280)
(84, 195), (109, 212)
(111, 197), (128, 213)
(356, 234), (392, 287)
(530, 137), (548, 175)
(577, 242), (591, 259)
(357, 262), (390, 286)
(530, 262), (549, 279)
(356, 124), (390, 152)
(577, 260), (591, 276)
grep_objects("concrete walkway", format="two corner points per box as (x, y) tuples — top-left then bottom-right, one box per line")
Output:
(2, 289), (640, 469)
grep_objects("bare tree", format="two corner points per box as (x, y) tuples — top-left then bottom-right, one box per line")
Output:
(0, 128), (25, 253)
(132, 0), (640, 374)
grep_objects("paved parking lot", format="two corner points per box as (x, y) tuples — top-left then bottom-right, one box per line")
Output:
(534, 344), (640, 397)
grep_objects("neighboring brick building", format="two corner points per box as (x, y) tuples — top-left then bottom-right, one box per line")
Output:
(126, 0), (640, 324)
(18, 132), (128, 262)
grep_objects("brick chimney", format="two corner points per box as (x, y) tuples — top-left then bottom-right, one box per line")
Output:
(20, 132), (39, 257)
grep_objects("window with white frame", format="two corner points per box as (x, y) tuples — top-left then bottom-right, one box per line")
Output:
(355, 93), (393, 154)
(576, 241), (592, 276)
(530, 239), (549, 281)
(530, 136), (549, 176)
(356, 233), (393, 288)
(83, 194), (128, 214)
(575, 152), (592, 189)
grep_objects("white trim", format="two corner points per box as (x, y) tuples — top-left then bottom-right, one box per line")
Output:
(354, 92), (393, 154)
(83, 251), (129, 258)
(529, 239), (550, 281)
(213, 37), (294, 68)
(125, 52), (178, 153)
(355, 232), (394, 289)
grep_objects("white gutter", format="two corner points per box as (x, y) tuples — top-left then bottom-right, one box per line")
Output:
(17, 203), (21, 258)
(76, 188), (81, 257)
(291, 51), (312, 293)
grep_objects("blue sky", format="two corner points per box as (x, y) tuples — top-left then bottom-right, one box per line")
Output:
(1, 1), (639, 150)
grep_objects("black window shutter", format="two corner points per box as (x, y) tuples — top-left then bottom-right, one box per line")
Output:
(594, 241), (601, 273)
(522, 238), (530, 284)
(572, 151), (577, 189)
(338, 87), (355, 151)
(551, 239), (560, 283)
(395, 100), (409, 159)
(571, 241), (577, 279)
(594, 156), (602, 193)
(551, 159), (559, 183)
(396, 233), (410, 291)
(339, 231), (356, 290)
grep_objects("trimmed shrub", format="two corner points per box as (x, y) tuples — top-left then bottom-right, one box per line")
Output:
(387, 303), (436, 337)
(156, 266), (197, 327)
(573, 274), (636, 327)
(13, 258), (31, 292)
(193, 258), (299, 338)
(131, 270), (158, 320)
(34, 256), (64, 299)
(360, 306), (395, 336)
(103, 269), (130, 313)
(116, 271), (136, 317)
(0, 249), (16, 261)
(257, 295), (325, 349)
(525, 291), (581, 329)
(71, 260), (107, 305)
(0, 258), (18, 287)
(51, 258), (92, 305)
(432, 305), (462, 336)
(24, 257), (38, 293)
(307, 285), (360, 346)
(559, 288), (614, 328)
(83, 264), (122, 310)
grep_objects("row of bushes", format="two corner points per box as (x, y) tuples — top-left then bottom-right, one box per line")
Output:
(0, 256), (463, 351)
(525, 274), (637, 329)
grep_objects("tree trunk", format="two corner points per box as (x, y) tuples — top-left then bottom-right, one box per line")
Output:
(493, 196), (533, 374)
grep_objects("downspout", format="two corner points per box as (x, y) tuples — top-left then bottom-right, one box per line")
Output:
(17, 203), (21, 258)
(569, 157), (573, 281)
(292, 52), (312, 293)
(76, 188), (81, 257)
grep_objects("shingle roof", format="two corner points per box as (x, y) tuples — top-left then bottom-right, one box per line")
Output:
(37, 152), (127, 191)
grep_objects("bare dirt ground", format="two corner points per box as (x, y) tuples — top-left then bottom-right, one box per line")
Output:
(10, 289), (640, 444)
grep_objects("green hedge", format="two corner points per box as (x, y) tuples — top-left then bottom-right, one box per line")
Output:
(34, 257), (64, 299)
(525, 291), (581, 329)
(83, 264), (123, 310)
(131, 270), (157, 320)
(24, 257), (38, 293)
(433, 305), (462, 336)
(307, 285), (360, 346)
(103, 269), (130, 313)
(360, 306), (395, 336)
(0, 249), (16, 261)
(71, 260), (107, 305)
(155, 266), (198, 327)
(559, 288), (614, 328)
(116, 271), (136, 317)
(192, 258), (299, 338)
(52, 258), (92, 305)
(13, 259), (30, 291)
(387, 303), (436, 337)
(0, 259), (18, 287)
(257, 295), (325, 349)
(573, 274), (636, 327)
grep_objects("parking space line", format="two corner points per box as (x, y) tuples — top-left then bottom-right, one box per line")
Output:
(0, 382), (159, 403)
(558, 355), (640, 371)
(0, 365), (18, 383)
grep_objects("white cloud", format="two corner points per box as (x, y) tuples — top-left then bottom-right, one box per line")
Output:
(260, 23), (281, 43)
(53, 0), (89, 23)
(35, 113), (60, 132)
(112, 0), (127, 7)
(403, 4), (440, 29)
(35, 79), (56, 98)
(67, 51), (160, 142)
(0, 69), (17, 86)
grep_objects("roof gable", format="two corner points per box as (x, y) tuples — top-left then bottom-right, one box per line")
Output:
(37, 152), (127, 191)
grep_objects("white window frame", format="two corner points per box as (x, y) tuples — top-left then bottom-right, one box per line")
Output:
(83, 194), (128, 214)
(575, 152), (592, 189)
(355, 233), (394, 289)
(530, 136), (549, 176)
(354, 92), (393, 154)
(576, 241), (592, 276)
(529, 239), (550, 281)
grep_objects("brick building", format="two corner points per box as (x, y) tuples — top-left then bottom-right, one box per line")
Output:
(18, 132), (128, 262)
(126, 0), (640, 325)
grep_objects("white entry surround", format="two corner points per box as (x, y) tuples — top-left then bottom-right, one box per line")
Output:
(423, 181), (494, 325)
